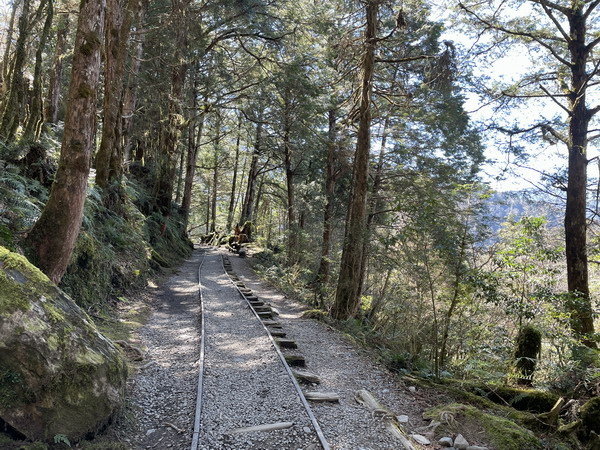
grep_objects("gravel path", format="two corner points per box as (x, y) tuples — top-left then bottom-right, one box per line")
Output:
(198, 251), (319, 449)
(111, 247), (432, 450)
(116, 250), (203, 449)
(227, 249), (432, 450)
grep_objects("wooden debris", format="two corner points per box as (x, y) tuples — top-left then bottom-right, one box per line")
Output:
(245, 295), (259, 301)
(285, 354), (305, 367)
(163, 422), (184, 434)
(257, 311), (272, 319)
(386, 421), (416, 450)
(304, 392), (340, 402)
(355, 389), (394, 419)
(269, 330), (287, 338)
(253, 306), (272, 313)
(227, 422), (294, 435)
(274, 338), (297, 349)
(355, 389), (415, 448)
(292, 369), (321, 384)
(262, 320), (282, 328)
(536, 397), (565, 427)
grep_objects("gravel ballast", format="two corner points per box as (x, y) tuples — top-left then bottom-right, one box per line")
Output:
(198, 252), (319, 449)
(110, 246), (435, 449)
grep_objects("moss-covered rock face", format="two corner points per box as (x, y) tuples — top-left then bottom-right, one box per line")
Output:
(424, 403), (544, 450)
(0, 246), (127, 442)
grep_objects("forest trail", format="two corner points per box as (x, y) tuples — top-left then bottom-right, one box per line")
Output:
(110, 247), (435, 450)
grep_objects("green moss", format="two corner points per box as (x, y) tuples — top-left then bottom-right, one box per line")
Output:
(437, 378), (559, 413)
(0, 246), (58, 316)
(580, 397), (600, 438)
(0, 368), (23, 408)
(424, 403), (544, 450)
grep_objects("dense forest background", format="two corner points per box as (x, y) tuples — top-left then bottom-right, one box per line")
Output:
(1, 0), (599, 429)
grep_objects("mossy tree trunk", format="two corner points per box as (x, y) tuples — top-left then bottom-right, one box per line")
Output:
(122, 1), (148, 163)
(45, 12), (69, 124)
(26, 0), (106, 284)
(23, 0), (53, 141)
(96, 0), (138, 205)
(514, 325), (542, 386)
(0, 0), (30, 141)
(332, 0), (378, 320)
(1, 0), (19, 91)
(154, 0), (191, 217)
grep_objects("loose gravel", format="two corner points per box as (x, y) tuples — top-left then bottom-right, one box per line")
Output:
(109, 246), (434, 450)
(198, 252), (319, 449)
(227, 248), (433, 450)
(114, 250), (203, 449)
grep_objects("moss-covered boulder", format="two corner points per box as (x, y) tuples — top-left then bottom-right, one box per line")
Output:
(0, 246), (127, 442)
(424, 403), (544, 450)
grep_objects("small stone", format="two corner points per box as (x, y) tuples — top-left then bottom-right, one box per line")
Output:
(396, 415), (409, 423)
(410, 434), (431, 445)
(438, 436), (454, 447)
(408, 386), (416, 393)
(454, 434), (470, 449)
(466, 447), (488, 450)
(303, 427), (311, 433)
(146, 429), (156, 436)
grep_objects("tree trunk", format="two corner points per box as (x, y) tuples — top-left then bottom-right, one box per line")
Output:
(154, 0), (190, 216)
(122, 1), (148, 163)
(45, 12), (69, 124)
(180, 83), (206, 225)
(240, 120), (262, 225)
(26, 0), (106, 284)
(226, 115), (242, 232)
(23, 0), (52, 141)
(96, 0), (137, 203)
(565, 8), (597, 351)
(283, 105), (298, 266)
(332, 1), (378, 320)
(315, 108), (337, 302)
(0, 0), (30, 141)
(1, 0), (19, 92)
(210, 117), (222, 233)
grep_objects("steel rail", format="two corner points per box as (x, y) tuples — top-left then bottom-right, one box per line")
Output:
(220, 253), (331, 450)
(190, 248), (208, 450)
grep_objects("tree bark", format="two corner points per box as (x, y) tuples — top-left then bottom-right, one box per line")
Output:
(96, 0), (137, 201)
(332, 0), (378, 320)
(180, 82), (206, 225)
(26, 0), (106, 284)
(283, 100), (298, 266)
(122, 1), (148, 163)
(1, 0), (19, 92)
(240, 120), (262, 225)
(315, 108), (337, 302)
(226, 114), (242, 232)
(565, 6), (597, 350)
(23, 0), (53, 141)
(45, 12), (69, 124)
(210, 116), (222, 232)
(154, 0), (190, 216)
(0, 0), (30, 141)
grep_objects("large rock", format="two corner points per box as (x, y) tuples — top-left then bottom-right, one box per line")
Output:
(0, 246), (127, 442)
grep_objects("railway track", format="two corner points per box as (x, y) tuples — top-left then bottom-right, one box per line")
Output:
(189, 249), (331, 450)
